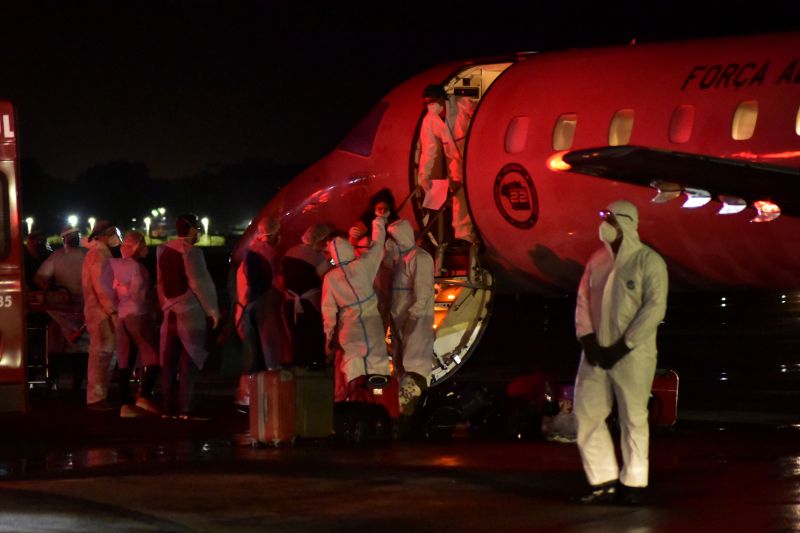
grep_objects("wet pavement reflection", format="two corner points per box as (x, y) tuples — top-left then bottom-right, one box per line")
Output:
(0, 386), (799, 531)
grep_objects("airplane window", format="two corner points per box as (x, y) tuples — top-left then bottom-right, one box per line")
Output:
(732, 101), (758, 141)
(338, 101), (390, 157)
(505, 116), (529, 153)
(552, 114), (577, 150)
(669, 105), (695, 144)
(609, 109), (635, 146)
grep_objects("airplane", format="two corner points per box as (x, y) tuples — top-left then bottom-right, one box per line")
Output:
(231, 31), (800, 388)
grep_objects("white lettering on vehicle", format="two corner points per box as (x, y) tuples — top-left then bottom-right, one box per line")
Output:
(1, 115), (15, 139)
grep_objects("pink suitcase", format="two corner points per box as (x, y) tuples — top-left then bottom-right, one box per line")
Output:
(250, 370), (296, 446)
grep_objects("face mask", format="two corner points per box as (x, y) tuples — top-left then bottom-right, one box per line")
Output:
(427, 102), (444, 116)
(598, 221), (619, 243)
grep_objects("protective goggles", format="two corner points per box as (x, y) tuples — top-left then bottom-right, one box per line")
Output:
(599, 209), (633, 224)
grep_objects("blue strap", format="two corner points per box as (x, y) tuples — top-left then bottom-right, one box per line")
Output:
(342, 291), (377, 308)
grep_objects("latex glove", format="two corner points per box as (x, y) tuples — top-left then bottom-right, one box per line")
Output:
(599, 337), (631, 370)
(579, 333), (602, 366)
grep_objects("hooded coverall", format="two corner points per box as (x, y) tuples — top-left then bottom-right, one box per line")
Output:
(574, 200), (668, 488)
(322, 217), (389, 386)
(35, 245), (88, 352)
(387, 219), (435, 415)
(417, 96), (476, 241)
(387, 220), (434, 375)
(110, 256), (160, 405)
(81, 240), (116, 404)
(157, 238), (220, 414)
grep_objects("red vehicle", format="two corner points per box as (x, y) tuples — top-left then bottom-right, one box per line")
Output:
(0, 101), (26, 412)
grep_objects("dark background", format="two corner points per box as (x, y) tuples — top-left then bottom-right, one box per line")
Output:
(1, 1), (796, 234)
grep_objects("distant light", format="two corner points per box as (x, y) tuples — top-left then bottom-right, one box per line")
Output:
(717, 195), (747, 215)
(682, 188), (711, 208)
(67, 214), (78, 227)
(87, 217), (96, 232)
(751, 200), (781, 223)
(151, 209), (159, 217)
(158, 207), (166, 215)
(25, 217), (33, 234)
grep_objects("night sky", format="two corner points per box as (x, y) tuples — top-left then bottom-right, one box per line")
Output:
(1, 2), (796, 202)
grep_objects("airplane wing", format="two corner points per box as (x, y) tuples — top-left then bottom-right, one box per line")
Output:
(562, 146), (800, 218)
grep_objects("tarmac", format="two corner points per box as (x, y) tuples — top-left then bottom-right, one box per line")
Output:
(0, 377), (799, 532)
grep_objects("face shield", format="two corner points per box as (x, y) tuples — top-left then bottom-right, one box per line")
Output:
(107, 227), (123, 248)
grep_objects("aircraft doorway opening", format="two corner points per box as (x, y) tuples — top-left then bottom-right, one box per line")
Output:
(409, 62), (511, 385)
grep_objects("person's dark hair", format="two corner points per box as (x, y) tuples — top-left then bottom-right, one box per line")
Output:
(422, 84), (447, 101)
(360, 188), (399, 227)
(176, 213), (200, 237)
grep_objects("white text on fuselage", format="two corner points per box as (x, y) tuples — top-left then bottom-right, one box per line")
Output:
(0, 115), (14, 139)
(681, 59), (800, 90)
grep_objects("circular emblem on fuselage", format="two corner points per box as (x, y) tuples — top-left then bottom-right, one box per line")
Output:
(493, 163), (539, 229)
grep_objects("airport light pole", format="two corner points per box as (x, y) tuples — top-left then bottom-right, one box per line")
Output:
(201, 217), (209, 244)
(144, 217), (151, 244)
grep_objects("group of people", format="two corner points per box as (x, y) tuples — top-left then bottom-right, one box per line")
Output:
(236, 187), (436, 418)
(24, 81), (670, 506)
(32, 214), (220, 418)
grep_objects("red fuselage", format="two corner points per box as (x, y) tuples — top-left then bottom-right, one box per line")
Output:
(245, 32), (800, 291)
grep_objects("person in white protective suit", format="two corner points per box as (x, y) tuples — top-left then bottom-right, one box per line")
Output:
(322, 214), (390, 401)
(35, 226), (88, 354)
(417, 84), (476, 245)
(81, 220), (122, 411)
(573, 200), (668, 506)
(109, 231), (161, 417)
(386, 219), (435, 416)
(157, 214), (221, 418)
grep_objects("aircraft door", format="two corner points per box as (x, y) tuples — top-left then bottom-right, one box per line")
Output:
(409, 62), (512, 386)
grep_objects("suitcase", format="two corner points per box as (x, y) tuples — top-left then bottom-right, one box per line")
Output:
(294, 367), (335, 439)
(649, 368), (679, 427)
(371, 374), (400, 420)
(250, 370), (296, 446)
(332, 374), (399, 443)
